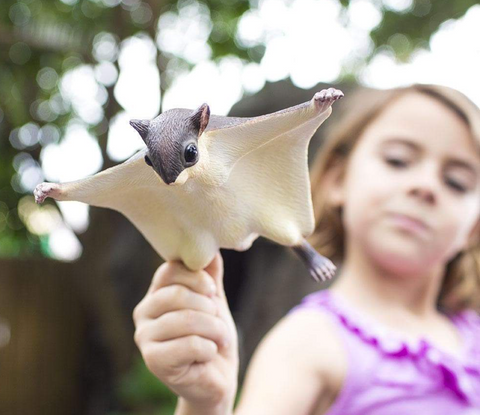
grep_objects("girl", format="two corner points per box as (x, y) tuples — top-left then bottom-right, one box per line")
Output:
(132, 84), (480, 415)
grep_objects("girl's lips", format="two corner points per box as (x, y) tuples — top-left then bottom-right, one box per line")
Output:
(388, 213), (430, 235)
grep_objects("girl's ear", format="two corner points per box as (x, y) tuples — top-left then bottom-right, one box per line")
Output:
(322, 160), (346, 208)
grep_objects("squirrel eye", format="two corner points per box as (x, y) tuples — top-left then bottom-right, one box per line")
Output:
(184, 143), (198, 163)
(144, 155), (153, 167)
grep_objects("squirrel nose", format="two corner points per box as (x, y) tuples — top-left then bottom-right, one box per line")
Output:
(161, 170), (179, 185)
(161, 172), (177, 185)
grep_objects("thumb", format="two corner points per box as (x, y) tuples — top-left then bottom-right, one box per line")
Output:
(204, 252), (225, 298)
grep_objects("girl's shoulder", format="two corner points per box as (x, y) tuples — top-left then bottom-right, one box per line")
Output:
(288, 289), (382, 366)
(274, 298), (348, 394)
(278, 301), (347, 373)
(234, 294), (348, 415)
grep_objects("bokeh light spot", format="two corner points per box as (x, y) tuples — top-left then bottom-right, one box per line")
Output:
(37, 67), (59, 90)
(9, 42), (31, 65)
(9, 2), (31, 26)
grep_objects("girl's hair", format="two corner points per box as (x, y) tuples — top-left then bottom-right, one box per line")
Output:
(309, 84), (480, 313)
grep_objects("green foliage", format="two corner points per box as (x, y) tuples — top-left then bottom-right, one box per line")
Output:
(208, 0), (251, 60)
(112, 353), (243, 415)
(371, 0), (479, 63)
(112, 354), (177, 415)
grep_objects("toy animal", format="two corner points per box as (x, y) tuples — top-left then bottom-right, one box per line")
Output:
(34, 88), (343, 281)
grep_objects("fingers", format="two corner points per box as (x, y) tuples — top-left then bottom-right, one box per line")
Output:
(135, 284), (218, 321)
(142, 335), (218, 379)
(204, 253), (224, 298)
(203, 253), (233, 329)
(135, 309), (229, 349)
(133, 252), (232, 360)
(135, 255), (223, 324)
(148, 260), (217, 297)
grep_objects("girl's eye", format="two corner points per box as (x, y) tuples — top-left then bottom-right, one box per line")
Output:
(384, 154), (473, 193)
(445, 177), (467, 193)
(385, 157), (408, 168)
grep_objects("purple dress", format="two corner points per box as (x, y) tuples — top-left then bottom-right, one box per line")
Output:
(290, 290), (480, 414)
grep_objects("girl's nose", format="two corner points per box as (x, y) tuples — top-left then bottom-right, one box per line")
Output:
(407, 163), (440, 205)
(410, 186), (436, 204)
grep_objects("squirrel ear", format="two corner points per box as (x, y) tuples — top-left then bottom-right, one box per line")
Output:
(129, 119), (151, 141)
(190, 103), (210, 136)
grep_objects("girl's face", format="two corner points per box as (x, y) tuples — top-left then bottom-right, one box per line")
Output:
(331, 92), (480, 276)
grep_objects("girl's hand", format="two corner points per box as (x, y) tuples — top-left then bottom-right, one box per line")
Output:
(132, 253), (238, 415)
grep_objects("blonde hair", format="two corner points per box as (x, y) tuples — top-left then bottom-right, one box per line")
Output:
(309, 84), (480, 313)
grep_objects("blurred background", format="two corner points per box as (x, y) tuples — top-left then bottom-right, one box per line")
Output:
(0, 0), (479, 414)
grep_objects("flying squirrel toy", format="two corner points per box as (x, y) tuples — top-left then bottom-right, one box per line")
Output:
(34, 87), (343, 282)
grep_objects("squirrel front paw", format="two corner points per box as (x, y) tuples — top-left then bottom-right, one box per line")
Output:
(34, 182), (60, 204)
(313, 88), (344, 112)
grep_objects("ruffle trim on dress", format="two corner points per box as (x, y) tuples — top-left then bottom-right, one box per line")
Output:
(294, 290), (480, 406)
